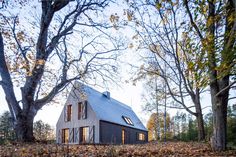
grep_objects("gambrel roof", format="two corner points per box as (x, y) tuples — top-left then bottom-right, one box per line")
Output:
(74, 82), (147, 131)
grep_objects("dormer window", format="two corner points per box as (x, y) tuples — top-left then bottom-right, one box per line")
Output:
(78, 101), (87, 119)
(122, 116), (133, 125)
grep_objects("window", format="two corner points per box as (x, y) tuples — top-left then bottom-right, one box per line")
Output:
(138, 133), (145, 141)
(122, 116), (133, 125)
(122, 129), (125, 144)
(78, 101), (87, 120)
(62, 128), (69, 143)
(80, 126), (89, 143)
(65, 105), (72, 122)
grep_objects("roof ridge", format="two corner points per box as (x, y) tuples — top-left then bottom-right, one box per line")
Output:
(75, 81), (132, 110)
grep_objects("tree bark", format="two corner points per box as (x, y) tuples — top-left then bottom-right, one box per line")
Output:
(210, 78), (229, 151)
(15, 113), (36, 142)
(196, 112), (205, 141)
(195, 96), (205, 141)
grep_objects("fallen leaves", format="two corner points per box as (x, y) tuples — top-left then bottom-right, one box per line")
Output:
(0, 142), (235, 157)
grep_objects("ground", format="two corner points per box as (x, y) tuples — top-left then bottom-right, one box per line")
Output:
(0, 142), (235, 156)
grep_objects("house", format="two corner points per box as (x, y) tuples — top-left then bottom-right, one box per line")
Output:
(56, 82), (148, 144)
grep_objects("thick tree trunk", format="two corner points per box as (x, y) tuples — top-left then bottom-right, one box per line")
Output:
(210, 77), (229, 151)
(15, 113), (36, 142)
(211, 94), (228, 151)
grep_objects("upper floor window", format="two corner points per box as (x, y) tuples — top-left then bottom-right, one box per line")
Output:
(122, 116), (133, 125)
(65, 104), (72, 122)
(78, 101), (87, 120)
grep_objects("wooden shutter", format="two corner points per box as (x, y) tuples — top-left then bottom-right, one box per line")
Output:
(78, 102), (82, 120)
(74, 128), (79, 143)
(58, 129), (61, 143)
(89, 125), (94, 143)
(64, 106), (67, 122)
(67, 105), (72, 121)
(62, 129), (65, 143)
(82, 101), (87, 119)
(79, 127), (83, 143)
(69, 128), (74, 143)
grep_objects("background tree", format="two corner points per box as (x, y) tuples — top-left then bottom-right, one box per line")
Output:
(127, 0), (206, 141)
(227, 105), (236, 146)
(0, 0), (125, 142)
(0, 111), (15, 143)
(187, 114), (198, 141)
(147, 112), (172, 141)
(204, 112), (213, 141)
(33, 120), (55, 142)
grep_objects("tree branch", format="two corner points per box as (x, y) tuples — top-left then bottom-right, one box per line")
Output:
(183, 0), (204, 40)
(215, 80), (236, 97)
(0, 32), (21, 119)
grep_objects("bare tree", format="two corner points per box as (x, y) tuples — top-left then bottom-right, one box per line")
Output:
(0, 0), (125, 142)
(129, 0), (206, 141)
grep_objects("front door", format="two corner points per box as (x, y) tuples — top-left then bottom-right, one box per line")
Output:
(122, 129), (125, 144)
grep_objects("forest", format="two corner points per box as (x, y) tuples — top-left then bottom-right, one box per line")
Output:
(0, 0), (235, 155)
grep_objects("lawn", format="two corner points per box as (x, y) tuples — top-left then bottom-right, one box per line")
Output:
(0, 142), (235, 157)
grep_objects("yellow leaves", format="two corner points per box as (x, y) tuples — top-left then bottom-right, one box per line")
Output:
(109, 14), (119, 23)
(228, 14), (235, 23)
(156, 2), (162, 10)
(16, 31), (25, 42)
(2, 30), (11, 39)
(128, 43), (134, 49)
(36, 59), (45, 65)
(187, 61), (194, 71)
(126, 10), (134, 21)
(149, 44), (161, 55)
(109, 13), (119, 30)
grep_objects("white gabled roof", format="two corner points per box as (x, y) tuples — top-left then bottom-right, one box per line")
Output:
(75, 83), (147, 131)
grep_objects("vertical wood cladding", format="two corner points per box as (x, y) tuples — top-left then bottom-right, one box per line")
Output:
(99, 120), (148, 144)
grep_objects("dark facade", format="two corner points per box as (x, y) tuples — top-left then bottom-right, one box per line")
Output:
(99, 120), (148, 144)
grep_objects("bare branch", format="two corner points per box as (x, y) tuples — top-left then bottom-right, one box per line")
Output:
(215, 80), (236, 97)
(0, 32), (21, 118)
(183, 0), (204, 40)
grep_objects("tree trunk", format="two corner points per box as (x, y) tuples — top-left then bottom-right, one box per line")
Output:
(210, 76), (229, 151)
(196, 112), (205, 141)
(195, 98), (205, 141)
(211, 95), (228, 151)
(15, 113), (36, 142)
(193, 92), (205, 141)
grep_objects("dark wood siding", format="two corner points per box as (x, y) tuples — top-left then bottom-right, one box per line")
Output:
(99, 120), (148, 144)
